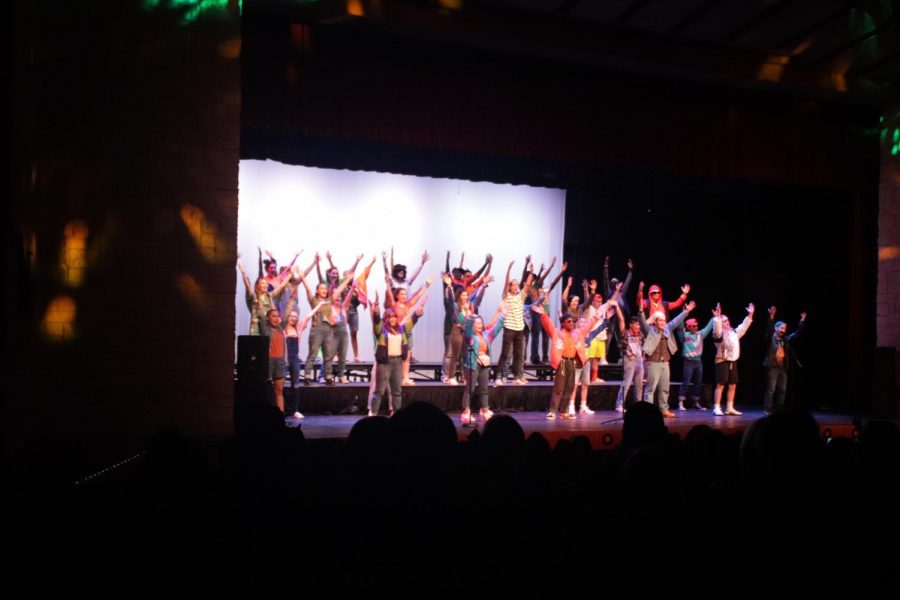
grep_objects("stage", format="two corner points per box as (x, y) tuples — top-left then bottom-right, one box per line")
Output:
(282, 380), (859, 449)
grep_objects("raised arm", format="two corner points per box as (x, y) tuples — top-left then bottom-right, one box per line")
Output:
(383, 274), (395, 309)
(382, 250), (390, 276)
(666, 283), (690, 311)
(237, 259), (253, 297)
(271, 270), (292, 299)
(485, 302), (506, 338)
(296, 268), (316, 305)
(544, 256), (558, 281)
(407, 250), (429, 286)
(621, 259), (634, 295)
(408, 274), (435, 307)
(615, 303), (626, 336)
(346, 253), (363, 278)
(735, 303), (754, 338)
(316, 252), (326, 284)
(561, 276), (573, 309)
(521, 269), (535, 298)
(791, 312), (807, 340)
(519, 254), (532, 286)
(667, 300), (695, 330)
(766, 306), (777, 340)
(399, 292), (429, 327)
(445, 250), (451, 275)
(257, 247), (264, 279)
(711, 303), (723, 339)
(531, 303), (557, 337)
(503, 260), (514, 298)
(546, 261), (567, 293)
(279, 251), (301, 283)
(602, 256), (611, 296)
(464, 253), (490, 285)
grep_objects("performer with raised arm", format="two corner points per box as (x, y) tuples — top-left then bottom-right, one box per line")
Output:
(639, 299), (696, 418)
(258, 292), (297, 416)
(238, 256), (291, 335)
(711, 302), (754, 416)
(385, 272), (434, 386)
(676, 312), (716, 411)
(532, 280), (619, 420)
(637, 281), (690, 319)
(763, 306), (806, 414)
(284, 293), (321, 419)
(614, 303), (644, 413)
(495, 260), (534, 386)
(441, 273), (490, 385)
(370, 292), (428, 416)
(296, 255), (353, 386)
(460, 302), (506, 426)
(525, 259), (566, 364)
(383, 247), (429, 294)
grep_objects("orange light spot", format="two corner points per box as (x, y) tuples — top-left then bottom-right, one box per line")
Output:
(757, 55), (790, 83)
(180, 204), (231, 263)
(879, 246), (900, 260)
(61, 220), (89, 286)
(346, 0), (364, 16)
(42, 295), (77, 342)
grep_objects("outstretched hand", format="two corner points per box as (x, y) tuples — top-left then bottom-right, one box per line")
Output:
(685, 300), (696, 313)
(712, 302), (721, 317)
(627, 258), (634, 270)
(800, 311), (807, 321)
(682, 283), (691, 295)
(746, 303), (755, 316)
(769, 306), (777, 319)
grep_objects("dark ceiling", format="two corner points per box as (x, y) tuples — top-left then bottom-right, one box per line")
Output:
(250, 0), (900, 106)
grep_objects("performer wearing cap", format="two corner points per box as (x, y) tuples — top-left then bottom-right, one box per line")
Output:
(676, 314), (715, 410)
(711, 302), (754, 416)
(637, 281), (690, 319)
(639, 300), (696, 418)
(534, 283), (620, 419)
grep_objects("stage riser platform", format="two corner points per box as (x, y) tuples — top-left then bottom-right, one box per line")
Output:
(275, 382), (716, 415)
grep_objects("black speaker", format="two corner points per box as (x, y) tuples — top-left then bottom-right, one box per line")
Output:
(236, 335), (269, 409)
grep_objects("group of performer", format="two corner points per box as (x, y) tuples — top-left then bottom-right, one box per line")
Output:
(237, 248), (806, 424)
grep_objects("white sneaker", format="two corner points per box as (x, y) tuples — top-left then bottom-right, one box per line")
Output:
(446, 377), (459, 385)
(338, 376), (348, 384)
(599, 358), (609, 366)
(614, 404), (624, 413)
(515, 378), (528, 385)
(580, 405), (595, 415)
(713, 406), (724, 416)
(494, 378), (505, 386)
(292, 411), (304, 419)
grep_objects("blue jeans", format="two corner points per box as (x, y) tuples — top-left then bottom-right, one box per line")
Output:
(679, 359), (703, 403)
(616, 355), (643, 408)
